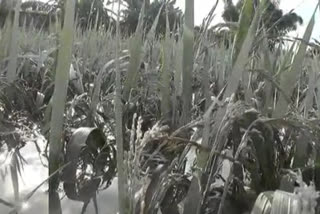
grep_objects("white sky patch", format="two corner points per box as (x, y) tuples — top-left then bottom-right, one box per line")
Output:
(279, 0), (320, 40)
(175, 0), (225, 25)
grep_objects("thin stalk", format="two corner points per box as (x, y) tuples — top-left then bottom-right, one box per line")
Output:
(115, 0), (127, 213)
(180, 0), (194, 125)
(6, 0), (21, 83)
(49, 0), (75, 213)
(160, 5), (172, 120)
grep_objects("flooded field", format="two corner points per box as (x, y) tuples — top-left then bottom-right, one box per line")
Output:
(0, 140), (118, 214)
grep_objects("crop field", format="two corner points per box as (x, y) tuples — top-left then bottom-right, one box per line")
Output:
(0, 0), (320, 214)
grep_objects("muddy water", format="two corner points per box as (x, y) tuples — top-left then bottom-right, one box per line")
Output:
(0, 140), (119, 214)
(61, 178), (118, 214)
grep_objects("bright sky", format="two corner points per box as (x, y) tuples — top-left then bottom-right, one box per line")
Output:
(175, 0), (320, 41)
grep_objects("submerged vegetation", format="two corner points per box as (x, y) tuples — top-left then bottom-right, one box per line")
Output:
(1, 0), (320, 214)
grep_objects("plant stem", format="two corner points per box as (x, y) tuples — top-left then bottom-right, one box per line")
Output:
(115, 0), (127, 213)
(49, 0), (75, 213)
(181, 0), (194, 125)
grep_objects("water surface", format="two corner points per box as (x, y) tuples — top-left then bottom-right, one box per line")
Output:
(0, 140), (118, 214)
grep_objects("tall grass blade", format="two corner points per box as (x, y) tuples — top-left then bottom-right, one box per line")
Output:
(0, 26), (8, 61)
(49, 0), (75, 213)
(115, 0), (127, 213)
(180, 0), (194, 125)
(232, 0), (254, 63)
(160, 5), (172, 119)
(235, 0), (256, 101)
(122, 1), (145, 102)
(274, 6), (316, 117)
(145, 3), (164, 44)
(94, 10), (100, 31)
(173, 37), (183, 126)
(201, 51), (211, 111)
(304, 59), (317, 117)
(6, 0), (21, 83)
(86, 0), (96, 31)
(261, 31), (273, 114)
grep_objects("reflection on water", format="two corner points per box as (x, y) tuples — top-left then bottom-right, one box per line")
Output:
(0, 140), (48, 214)
(0, 140), (119, 214)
